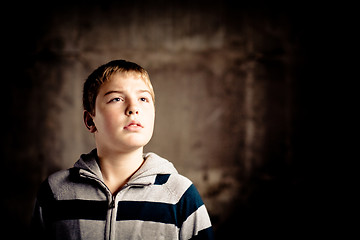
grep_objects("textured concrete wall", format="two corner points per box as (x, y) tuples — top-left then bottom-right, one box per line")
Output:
(2, 1), (325, 238)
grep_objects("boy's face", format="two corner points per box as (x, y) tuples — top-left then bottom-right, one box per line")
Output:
(91, 72), (155, 153)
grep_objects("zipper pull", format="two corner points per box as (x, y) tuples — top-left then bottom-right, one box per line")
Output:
(109, 195), (116, 209)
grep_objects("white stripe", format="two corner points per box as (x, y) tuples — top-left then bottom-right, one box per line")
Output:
(121, 174), (193, 204)
(115, 220), (180, 240)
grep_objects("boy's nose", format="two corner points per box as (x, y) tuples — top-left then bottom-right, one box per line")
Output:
(126, 107), (139, 116)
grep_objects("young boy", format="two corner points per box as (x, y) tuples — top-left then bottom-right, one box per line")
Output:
(31, 60), (214, 240)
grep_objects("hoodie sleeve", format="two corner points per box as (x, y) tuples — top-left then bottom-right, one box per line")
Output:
(178, 184), (214, 240)
(31, 178), (54, 240)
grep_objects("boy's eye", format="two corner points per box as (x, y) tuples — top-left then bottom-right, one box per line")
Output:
(140, 97), (148, 102)
(110, 97), (123, 103)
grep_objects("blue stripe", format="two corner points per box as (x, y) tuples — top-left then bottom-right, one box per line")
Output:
(176, 184), (204, 225)
(44, 200), (108, 221)
(117, 184), (203, 227)
(154, 174), (171, 185)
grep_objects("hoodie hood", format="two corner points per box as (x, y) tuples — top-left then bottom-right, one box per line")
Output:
(73, 149), (178, 186)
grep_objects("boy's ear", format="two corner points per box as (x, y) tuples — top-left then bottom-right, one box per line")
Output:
(83, 110), (97, 133)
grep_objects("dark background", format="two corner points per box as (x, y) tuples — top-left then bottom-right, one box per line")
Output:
(1, 0), (346, 239)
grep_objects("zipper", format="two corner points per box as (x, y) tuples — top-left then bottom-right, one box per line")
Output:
(78, 170), (150, 239)
(109, 195), (116, 209)
(108, 194), (117, 240)
(78, 171), (117, 240)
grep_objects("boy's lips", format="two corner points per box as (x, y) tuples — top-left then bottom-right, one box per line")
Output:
(124, 121), (144, 130)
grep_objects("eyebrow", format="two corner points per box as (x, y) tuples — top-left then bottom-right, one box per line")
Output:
(104, 90), (151, 96)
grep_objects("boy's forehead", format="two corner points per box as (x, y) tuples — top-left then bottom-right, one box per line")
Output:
(100, 72), (149, 91)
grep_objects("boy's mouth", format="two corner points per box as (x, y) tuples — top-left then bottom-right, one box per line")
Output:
(124, 121), (144, 130)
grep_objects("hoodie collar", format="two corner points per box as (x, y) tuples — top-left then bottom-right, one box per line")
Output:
(73, 149), (177, 186)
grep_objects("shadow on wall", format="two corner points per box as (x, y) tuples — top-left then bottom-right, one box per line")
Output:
(1, 0), (328, 238)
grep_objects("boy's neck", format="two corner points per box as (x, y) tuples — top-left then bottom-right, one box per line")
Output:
(97, 147), (145, 195)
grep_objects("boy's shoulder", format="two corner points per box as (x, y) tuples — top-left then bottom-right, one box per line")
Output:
(152, 171), (202, 203)
(39, 169), (77, 199)
(142, 152), (196, 196)
(158, 171), (192, 190)
(35, 169), (72, 203)
(47, 168), (72, 184)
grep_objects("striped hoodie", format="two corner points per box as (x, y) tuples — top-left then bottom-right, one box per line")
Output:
(31, 149), (214, 240)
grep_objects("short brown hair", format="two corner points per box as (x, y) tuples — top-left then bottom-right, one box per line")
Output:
(83, 60), (155, 115)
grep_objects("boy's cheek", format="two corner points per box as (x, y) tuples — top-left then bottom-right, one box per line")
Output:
(149, 112), (156, 127)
